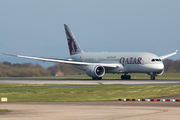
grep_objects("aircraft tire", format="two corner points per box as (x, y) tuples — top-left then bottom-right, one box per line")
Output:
(128, 75), (131, 79)
(121, 75), (124, 80)
(150, 76), (155, 80)
(98, 77), (102, 80)
(92, 77), (102, 80)
(121, 75), (131, 80)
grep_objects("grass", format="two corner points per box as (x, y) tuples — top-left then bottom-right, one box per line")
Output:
(0, 109), (8, 112)
(0, 73), (180, 80)
(0, 84), (98, 88)
(0, 84), (180, 102)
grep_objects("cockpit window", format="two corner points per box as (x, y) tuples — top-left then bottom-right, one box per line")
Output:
(151, 59), (155, 62)
(156, 59), (159, 61)
(151, 59), (161, 62)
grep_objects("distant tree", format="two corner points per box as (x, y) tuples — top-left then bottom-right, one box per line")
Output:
(0, 62), (51, 77)
(47, 63), (85, 76)
(163, 59), (180, 73)
(3, 61), (12, 66)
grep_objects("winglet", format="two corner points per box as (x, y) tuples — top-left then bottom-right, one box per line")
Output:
(159, 50), (178, 60)
(175, 50), (178, 53)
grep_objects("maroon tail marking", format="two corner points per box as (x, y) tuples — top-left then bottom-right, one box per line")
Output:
(65, 29), (77, 55)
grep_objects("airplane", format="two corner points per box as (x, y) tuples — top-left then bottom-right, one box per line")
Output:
(3, 24), (178, 80)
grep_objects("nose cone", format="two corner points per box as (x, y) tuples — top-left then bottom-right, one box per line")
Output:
(146, 63), (164, 71)
(157, 63), (164, 70)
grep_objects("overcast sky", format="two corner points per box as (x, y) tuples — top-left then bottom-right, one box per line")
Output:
(0, 0), (179, 67)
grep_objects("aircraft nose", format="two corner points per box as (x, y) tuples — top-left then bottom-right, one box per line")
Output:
(157, 63), (164, 70)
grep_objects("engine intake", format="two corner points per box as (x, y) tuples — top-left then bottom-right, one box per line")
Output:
(86, 65), (105, 78)
(155, 69), (164, 76)
(148, 69), (164, 76)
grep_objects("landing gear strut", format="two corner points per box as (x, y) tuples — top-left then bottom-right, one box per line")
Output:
(150, 75), (155, 80)
(121, 74), (131, 80)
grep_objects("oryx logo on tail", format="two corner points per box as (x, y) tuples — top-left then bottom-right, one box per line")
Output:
(65, 29), (77, 55)
(64, 24), (83, 55)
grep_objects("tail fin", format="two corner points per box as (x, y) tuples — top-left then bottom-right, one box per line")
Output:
(64, 24), (83, 55)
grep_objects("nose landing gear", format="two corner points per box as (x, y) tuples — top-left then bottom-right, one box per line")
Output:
(92, 77), (102, 80)
(150, 75), (155, 80)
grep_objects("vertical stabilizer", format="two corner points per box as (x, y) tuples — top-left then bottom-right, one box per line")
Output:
(64, 24), (83, 55)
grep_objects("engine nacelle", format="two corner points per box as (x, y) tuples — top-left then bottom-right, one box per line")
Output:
(155, 69), (164, 76)
(86, 65), (105, 78)
(148, 69), (164, 76)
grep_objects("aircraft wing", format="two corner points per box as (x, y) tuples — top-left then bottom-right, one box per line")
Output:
(2, 53), (121, 68)
(159, 50), (178, 60)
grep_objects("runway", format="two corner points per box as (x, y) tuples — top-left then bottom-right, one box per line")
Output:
(1, 79), (180, 120)
(1, 79), (180, 85)
(1, 101), (180, 120)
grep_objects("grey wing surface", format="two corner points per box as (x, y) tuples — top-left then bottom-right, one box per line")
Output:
(2, 53), (121, 68)
(159, 50), (178, 60)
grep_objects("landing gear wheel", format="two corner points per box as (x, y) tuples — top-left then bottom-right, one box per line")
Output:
(127, 75), (131, 79)
(150, 76), (155, 80)
(92, 77), (102, 80)
(121, 75), (131, 80)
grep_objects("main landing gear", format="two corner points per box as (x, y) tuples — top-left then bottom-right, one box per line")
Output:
(121, 74), (131, 80)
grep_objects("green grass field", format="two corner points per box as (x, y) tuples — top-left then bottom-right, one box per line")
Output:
(0, 109), (8, 112)
(0, 83), (97, 88)
(0, 73), (180, 80)
(0, 84), (180, 102)
(0, 73), (180, 102)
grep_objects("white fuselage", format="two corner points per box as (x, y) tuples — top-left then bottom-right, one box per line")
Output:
(71, 52), (164, 74)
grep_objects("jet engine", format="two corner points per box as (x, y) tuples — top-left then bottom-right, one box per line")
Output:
(155, 69), (164, 76)
(86, 65), (105, 78)
(148, 69), (164, 76)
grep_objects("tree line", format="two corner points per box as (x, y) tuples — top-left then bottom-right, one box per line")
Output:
(0, 61), (50, 77)
(163, 59), (180, 73)
(0, 59), (179, 77)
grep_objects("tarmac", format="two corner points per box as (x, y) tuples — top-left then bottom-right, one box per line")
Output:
(0, 79), (180, 85)
(0, 79), (180, 120)
(1, 101), (180, 120)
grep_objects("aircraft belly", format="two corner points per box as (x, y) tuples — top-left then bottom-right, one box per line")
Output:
(126, 65), (148, 73)
(105, 68), (123, 73)
(127, 64), (163, 73)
